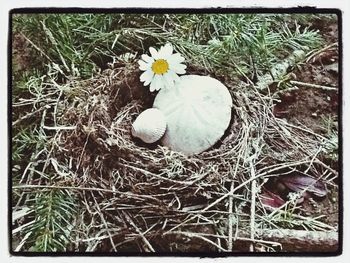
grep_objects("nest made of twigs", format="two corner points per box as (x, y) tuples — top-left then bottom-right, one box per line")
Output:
(51, 62), (328, 252)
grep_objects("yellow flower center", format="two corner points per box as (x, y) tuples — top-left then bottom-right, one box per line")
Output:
(151, 59), (169, 74)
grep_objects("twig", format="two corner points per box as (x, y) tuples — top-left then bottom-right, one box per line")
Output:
(20, 32), (54, 63)
(249, 161), (257, 252)
(123, 212), (155, 252)
(279, 119), (332, 142)
(76, 130), (91, 172)
(121, 163), (198, 185)
(42, 125), (77, 130)
(12, 105), (51, 126)
(256, 159), (315, 176)
(304, 146), (323, 174)
(238, 229), (338, 252)
(274, 86), (300, 96)
(13, 184), (161, 201)
(92, 193), (117, 252)
(163, 214), (200, 234)
(52, 85), (63, 126)
(235, 61), (303, 144)
(15, 232), (32, 252)
(164, 231), (229, 252)
(290, 80), (337, 91)
(235, 236), (281, 248)
(314, 159), (338, 176)
(228, 182), (234, 251)
(171, 165), (278, 233)
(255, 50), (306, 90)
(306, 42), (338, 63)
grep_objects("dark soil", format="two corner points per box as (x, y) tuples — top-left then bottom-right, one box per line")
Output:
(12, 32), (42, 75)
(273, 51), (338, 135)
(272, 20), (339, 228)
(302, 187), (339, 227)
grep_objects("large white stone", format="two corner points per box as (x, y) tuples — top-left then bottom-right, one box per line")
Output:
(153, 75), (232, 155)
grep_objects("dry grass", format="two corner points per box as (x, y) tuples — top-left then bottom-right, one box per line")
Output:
(13, 57), (337, 252)
(11, 12), (339, 253)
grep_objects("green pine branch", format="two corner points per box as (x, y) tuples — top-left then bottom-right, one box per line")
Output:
(23, 189), (77, 252)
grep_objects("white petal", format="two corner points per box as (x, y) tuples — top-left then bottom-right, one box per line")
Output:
(158, 43), (173, 59)
(176, 68), (186, 74)
(168, 53), (185, 64)
(150, 74), (161, 92)
(141, 54), (154, 64)
(149, 47), (159, 59)
(153, 74), (164, 90)
(169, 61), (186, 70)
(150, 78), (157, 92)
(145, 80), (152, 86)
(138, 59), (150, 71)
(163, 72), (175, 87)
(169, 63), (186, 74)
(167, 69), (180, 82)
(140, 69), (154, 84)
(157, 76), (166, 91)
(144, 74), (154, 86)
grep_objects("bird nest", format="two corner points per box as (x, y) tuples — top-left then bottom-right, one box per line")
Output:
(52, 62), (327, 252)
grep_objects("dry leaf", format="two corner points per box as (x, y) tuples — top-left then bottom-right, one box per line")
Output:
(279, 175), (327, 197)
(260, 189), (286, 211)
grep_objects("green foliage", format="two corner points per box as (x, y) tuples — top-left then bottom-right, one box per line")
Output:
(12, 127), (44, 163)
(24, 190), (77, 252)
(13, 13), (323, 79)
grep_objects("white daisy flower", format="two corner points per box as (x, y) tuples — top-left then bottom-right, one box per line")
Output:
(138, 43), (186, 92)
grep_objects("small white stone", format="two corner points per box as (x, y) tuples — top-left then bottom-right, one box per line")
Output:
(131, 108), (166, 143)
